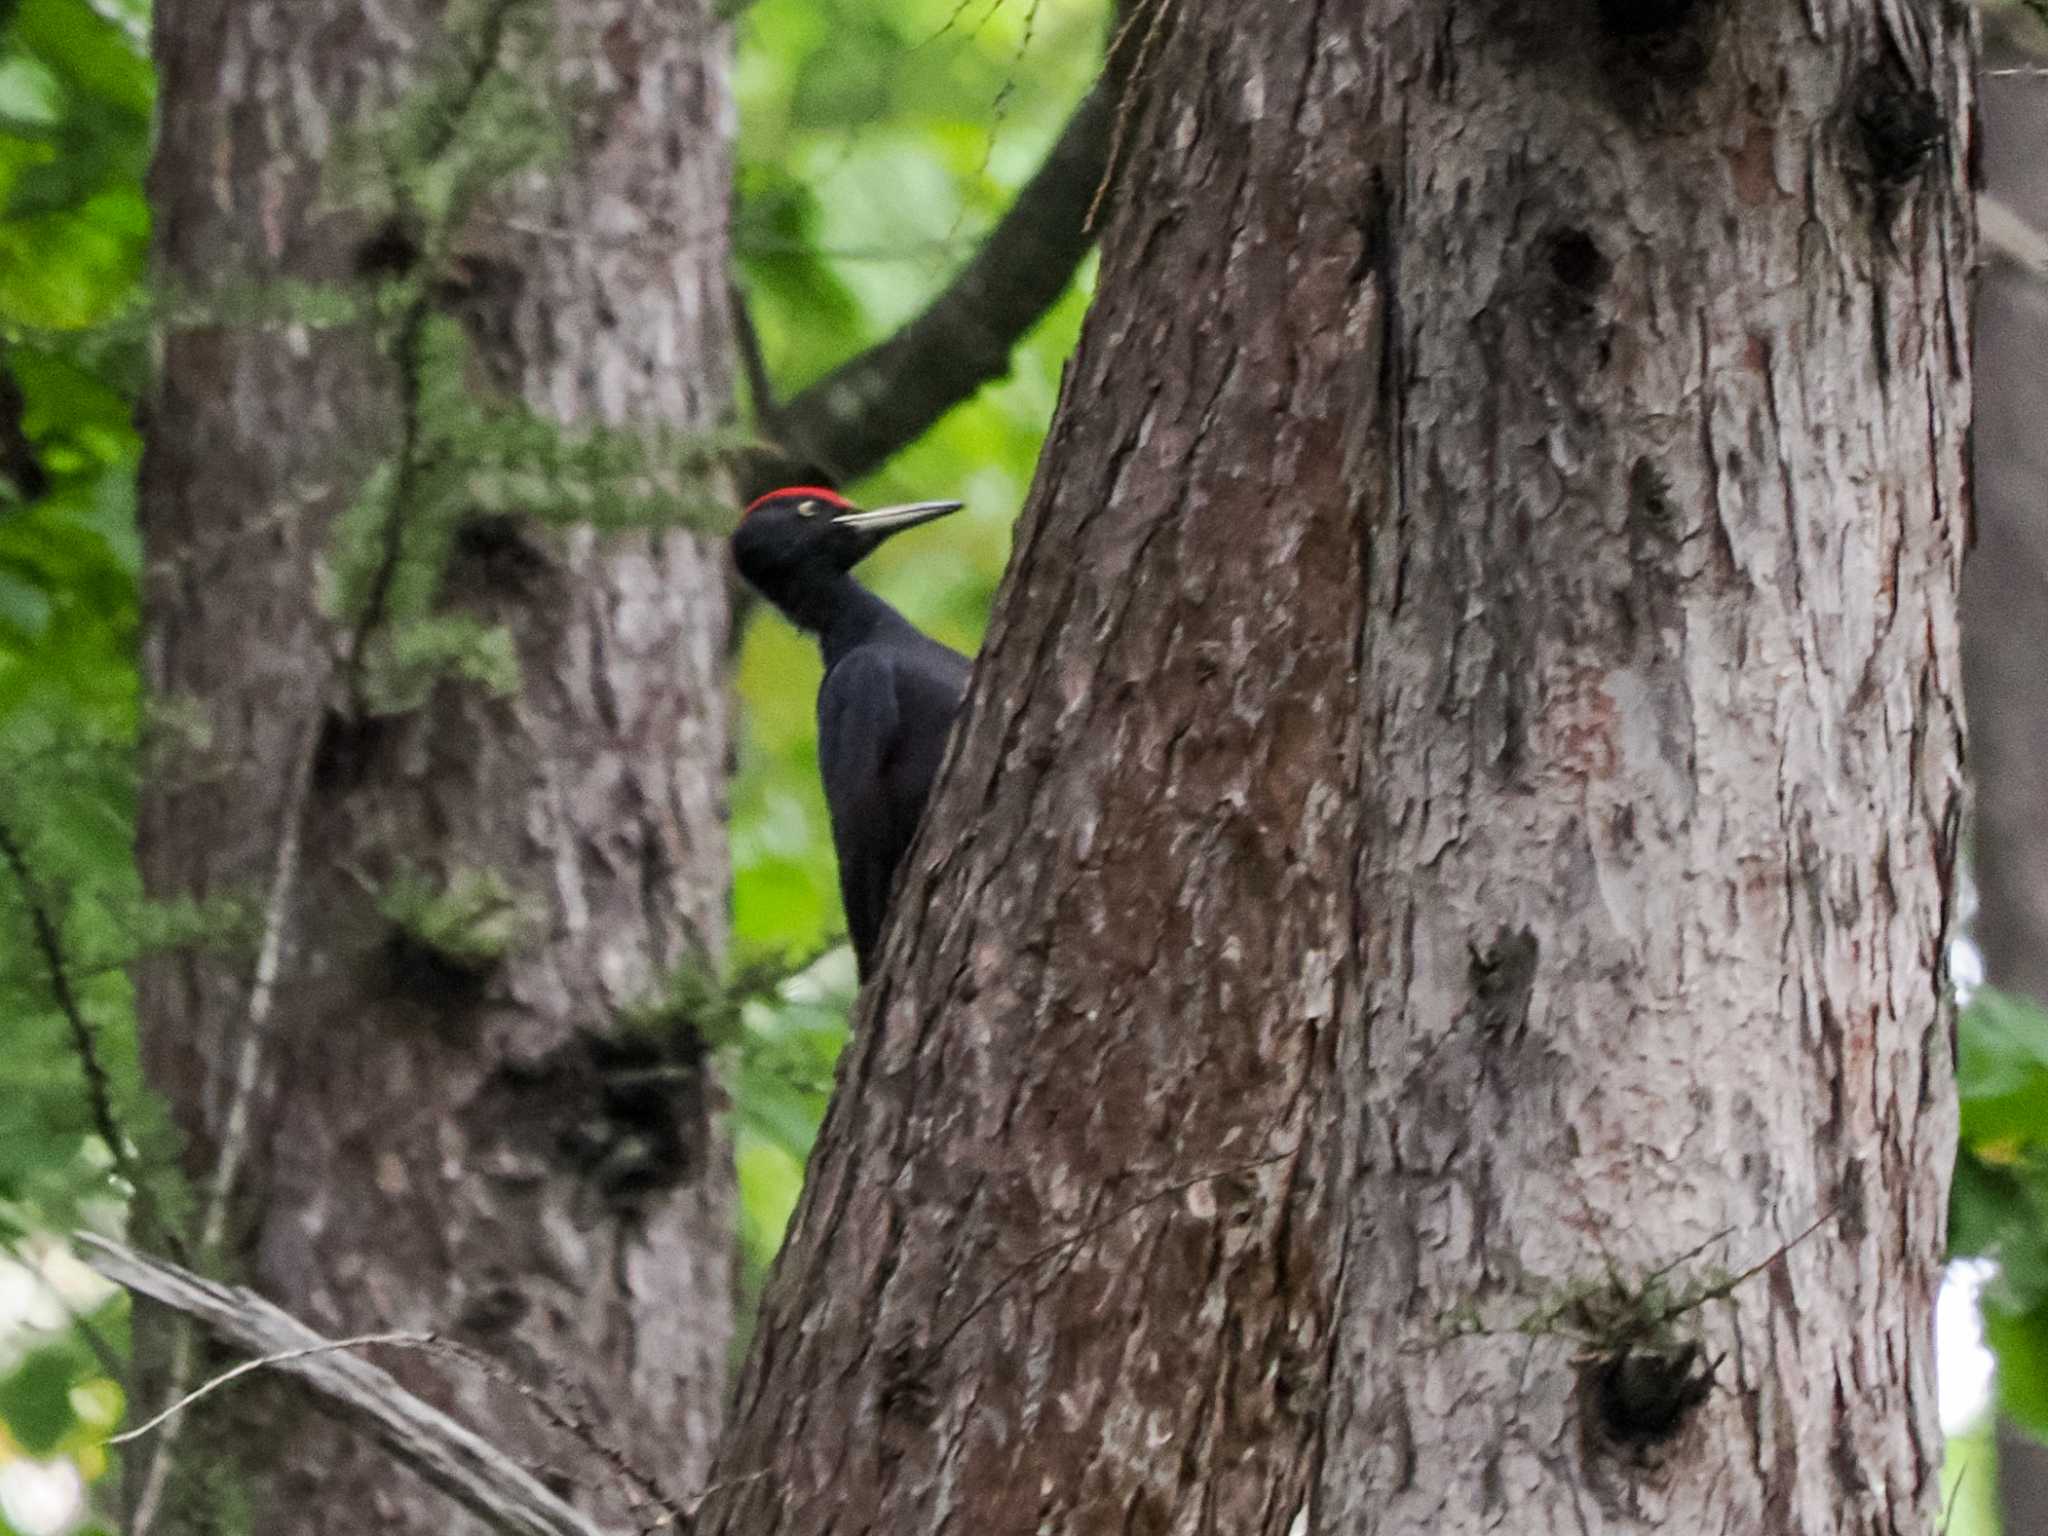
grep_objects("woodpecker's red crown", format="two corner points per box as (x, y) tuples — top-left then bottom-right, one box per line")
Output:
(744, 486), (852, 519)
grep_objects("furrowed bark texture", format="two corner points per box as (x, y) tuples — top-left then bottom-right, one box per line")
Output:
(1320, 2), (1969, 1529)
(137, 0), (734, 1529)
(705, 2), (1971, 1533)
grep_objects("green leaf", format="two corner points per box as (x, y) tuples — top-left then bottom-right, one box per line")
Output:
(1958, 988), (2048, 1144)
(1993, 1295), (2048, 1443)
(0, 1338), (89, 1454)
(10, 0), (153, 122)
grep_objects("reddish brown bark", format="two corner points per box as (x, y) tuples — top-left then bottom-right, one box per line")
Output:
(702, 2), (1972, 1533)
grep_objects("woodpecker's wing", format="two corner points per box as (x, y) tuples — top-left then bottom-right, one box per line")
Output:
(818, 648), (912, 979)
(817, 640), (968, 980)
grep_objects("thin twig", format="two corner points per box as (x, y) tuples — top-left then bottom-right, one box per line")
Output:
(199, 701), (324, 1259)
(110, 1332), (434, 1444)
(131, 693), (327, 1536)
(113, 1284), (681, 1529)
(914, 0), (1000, 50)
(1429, 1206), (1841, 1351)
(1085, 0), (1177, 233)
(1940, 1460), (1970, 1536)
(81, 1234), (614, 1536)
(929, 1148), (1294, 1359)
(729, 279), (779, 429)
(1684, 1207), (1838, 1309)
(1641, 1222), (1738, 1288)
(429, 1335), (684, 1530)
(950, 0), (1045, 244)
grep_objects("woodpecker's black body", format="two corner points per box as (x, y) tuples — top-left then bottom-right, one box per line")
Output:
(732, 487), (968, 979)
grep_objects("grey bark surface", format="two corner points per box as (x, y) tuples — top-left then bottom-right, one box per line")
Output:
(1969, 24), (2048, 1536)
(136, 0), (735, 1530)
(701, 3), (1972, 1534)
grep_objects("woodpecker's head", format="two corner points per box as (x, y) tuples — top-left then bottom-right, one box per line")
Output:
(731, 486), (963, 593)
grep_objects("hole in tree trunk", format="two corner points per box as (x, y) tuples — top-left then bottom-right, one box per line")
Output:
(1853, 60), (1945, 190)
(1584, 1341), (1716, 1449)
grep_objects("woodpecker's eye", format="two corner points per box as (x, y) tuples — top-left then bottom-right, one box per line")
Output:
(797, 500), (819, 518)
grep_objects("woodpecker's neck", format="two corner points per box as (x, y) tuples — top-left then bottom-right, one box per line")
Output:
(770, 569), (911, 665)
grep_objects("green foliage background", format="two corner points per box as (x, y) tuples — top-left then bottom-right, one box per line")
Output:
(0, 0), (2019, 1532)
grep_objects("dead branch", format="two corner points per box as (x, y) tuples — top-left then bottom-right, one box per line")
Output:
(79, 1233), (621, 1536)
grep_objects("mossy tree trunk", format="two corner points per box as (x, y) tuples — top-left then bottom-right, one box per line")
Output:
(701, 2), (1972, 1533)
(135, 0), (735, 1529)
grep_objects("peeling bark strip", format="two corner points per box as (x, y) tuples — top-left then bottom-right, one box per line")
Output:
(137, 0), (736, 1530)
(704, 1), (1971, 1533)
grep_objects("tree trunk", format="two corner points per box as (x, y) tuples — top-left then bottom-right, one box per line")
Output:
(702, 3), (1972, 1533)
(135, 0), (735, 1530)
(1969, 23), (2048, 1536)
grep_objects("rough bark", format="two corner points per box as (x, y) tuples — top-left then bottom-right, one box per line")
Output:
(701, 3), (1972, 1534)
(1969, 24), (2048, 1536)
(136, 0), (735, 1530)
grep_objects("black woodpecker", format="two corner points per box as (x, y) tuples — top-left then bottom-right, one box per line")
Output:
(732, 486), (968, 980)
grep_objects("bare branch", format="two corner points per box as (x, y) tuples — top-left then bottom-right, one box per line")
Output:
(426, 1334), (684, 1528)
(749, 79), (1113, 496)
(133, 688), (327, 1535)
(729, 279), (779, 425)
(109, 1330), (434, 1446)
(196, 694), (324, 1259)
(78, 1234), (620, 1536)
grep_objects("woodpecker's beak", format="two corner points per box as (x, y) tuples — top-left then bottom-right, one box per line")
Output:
(829, 499), (964, 535)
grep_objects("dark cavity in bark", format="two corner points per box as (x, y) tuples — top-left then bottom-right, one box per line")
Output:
(1853, 59), (1945, 190)
(1593, 0), (1700, 38)
(1471, 927), (1541, 1040)
(1539, 226), (1611, 322)
(310, 710), (393, 795)
(486, 1028), (713, 1207)
(1585, 1342), (1716, 1448)
(353, 218), (424, 279)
